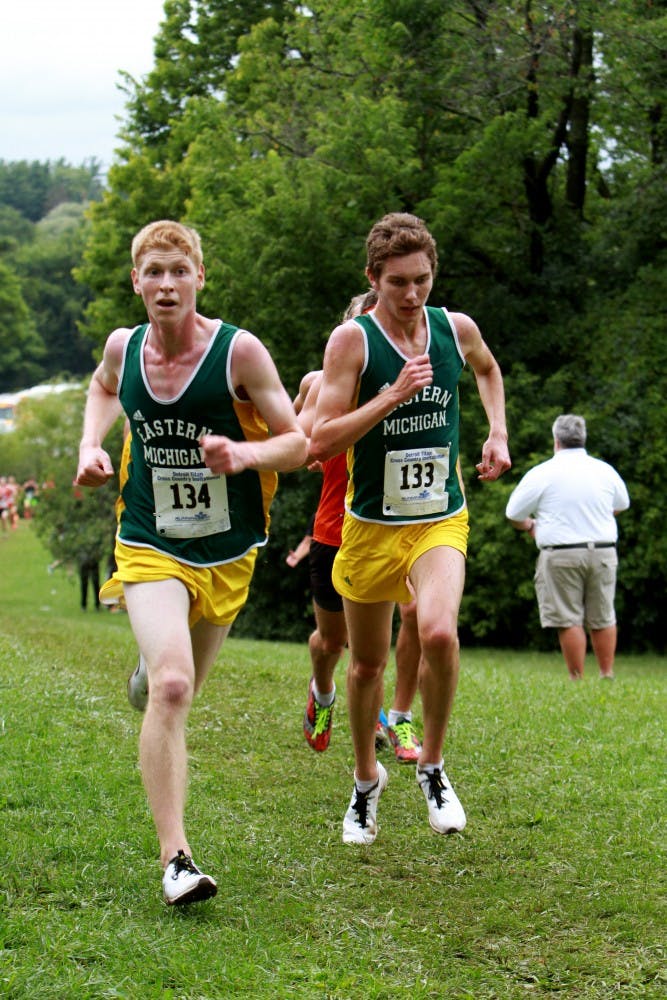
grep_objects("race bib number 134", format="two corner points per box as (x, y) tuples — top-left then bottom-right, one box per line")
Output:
(152, 467), (231, 538)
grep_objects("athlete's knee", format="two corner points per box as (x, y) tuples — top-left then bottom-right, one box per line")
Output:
(319, 635), (347, 658)
(348, 656), (386, 683)
(310, 628), (346, 658)
(398, 600), (417, 628)
(419, 620), (459, 658)
(150, 662), (194, 708)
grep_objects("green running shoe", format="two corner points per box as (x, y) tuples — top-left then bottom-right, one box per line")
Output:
(387, 717), (422, 763)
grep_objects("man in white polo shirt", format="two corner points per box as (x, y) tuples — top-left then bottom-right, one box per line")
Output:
(506, 414), (630, 680)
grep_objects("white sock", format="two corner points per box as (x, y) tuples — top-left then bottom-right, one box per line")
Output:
(418, 759), (444, 774)
(388, 709), (412, 727)
(354, 772), (380, 792)
(313, 680), (335, 706)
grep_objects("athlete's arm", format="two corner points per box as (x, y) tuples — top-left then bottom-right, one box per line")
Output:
(452, 311), (511, 481)
(200, 331), (307, 475)
(293, 370), (321, 417)
(296, 372), (323, 438)
(75, 328), (128, 487)
(310, 321), (433, 462)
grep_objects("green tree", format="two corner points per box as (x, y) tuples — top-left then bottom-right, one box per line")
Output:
(118, 0), (291, 152)
(0, 260), (45, 391)
(76, 3), (294, 348)
(0, 159), (105, 387)
(6, 388), (122, 572)
(16, 204), (98, 377)
(0, 205), (34, 248)
(0, 158), (103, 222)
(0, 160), (51, 222)
(569, 263), (667, 653)
(73, 0), (667, 650)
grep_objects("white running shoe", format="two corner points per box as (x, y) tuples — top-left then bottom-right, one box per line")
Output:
(162, 850), (217, 906)
(416, 765), (466, 834)
(342, 762), (388, 845)
(127, 654), (148, 712)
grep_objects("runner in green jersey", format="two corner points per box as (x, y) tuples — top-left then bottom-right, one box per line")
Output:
(75, 220), (306, 906)
(310, 212), (511, 845)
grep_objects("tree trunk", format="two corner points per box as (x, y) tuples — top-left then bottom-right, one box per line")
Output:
(565, 27), (594, 215)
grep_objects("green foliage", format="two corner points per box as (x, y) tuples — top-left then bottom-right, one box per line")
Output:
(0, 204), (34, 247)
(459, 364), (554, 648)
(187, 125), (371, 391)
(62, 0), (667, 650)
(35, 481), (117, 568)
(15, 204), (97, 377)
(568, 259), (667, 651)
(0, 159), (104, 389)
(0, 158), (103, 222)
(0, 260), (45, 391)
(0, 160), (52, 222)
(595, 0), (667, 166)
(4, 389), (123, 570)
(118, 0), (291, 150)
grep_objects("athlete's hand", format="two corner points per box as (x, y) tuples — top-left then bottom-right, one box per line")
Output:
(75, 445), (115, 487)
(475, 433), (511, 481)
(200, 434), (256, 476)
(392, 354), (433, 405)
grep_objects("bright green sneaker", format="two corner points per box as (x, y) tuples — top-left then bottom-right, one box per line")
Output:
(387, 717), (422, 763)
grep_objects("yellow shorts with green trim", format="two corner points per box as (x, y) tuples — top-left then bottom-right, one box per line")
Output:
(99, 539), (258, 628)
(332, 509), (469, 604)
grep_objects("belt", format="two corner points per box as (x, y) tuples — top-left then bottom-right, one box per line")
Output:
(540, 542), (616, 550)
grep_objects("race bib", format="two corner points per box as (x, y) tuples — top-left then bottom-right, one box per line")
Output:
(383, 447), (449, 517)
(152, 467), (231, 538)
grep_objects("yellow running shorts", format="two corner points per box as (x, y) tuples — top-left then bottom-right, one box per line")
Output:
(332, 509), (469, 604)
(100, 539), (258, 627)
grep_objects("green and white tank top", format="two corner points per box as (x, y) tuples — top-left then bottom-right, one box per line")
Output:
(117, 322), (277, 565)
(346, 306), (466, 524)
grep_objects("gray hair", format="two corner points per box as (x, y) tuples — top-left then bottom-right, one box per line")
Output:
(552, 414), (587, 448)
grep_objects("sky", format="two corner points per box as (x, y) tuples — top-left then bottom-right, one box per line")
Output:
(0, 0), (166, 171)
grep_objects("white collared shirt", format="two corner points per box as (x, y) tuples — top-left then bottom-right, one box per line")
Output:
(505, 448), (630, 548)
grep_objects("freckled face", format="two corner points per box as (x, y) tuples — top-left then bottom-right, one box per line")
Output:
(131, 250), (205, 322)
(368, 252), (433, 326)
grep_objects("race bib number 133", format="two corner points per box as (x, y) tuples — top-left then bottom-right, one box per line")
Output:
(383, 446), (450, 517)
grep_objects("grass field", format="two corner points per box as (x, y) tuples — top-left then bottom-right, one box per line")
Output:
(0, 521), (664, 998)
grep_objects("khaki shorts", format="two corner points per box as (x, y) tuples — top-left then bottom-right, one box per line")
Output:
(332, 509), (469, 604)
(534, 547), (618, 630)
(99, 539), (258, 628)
